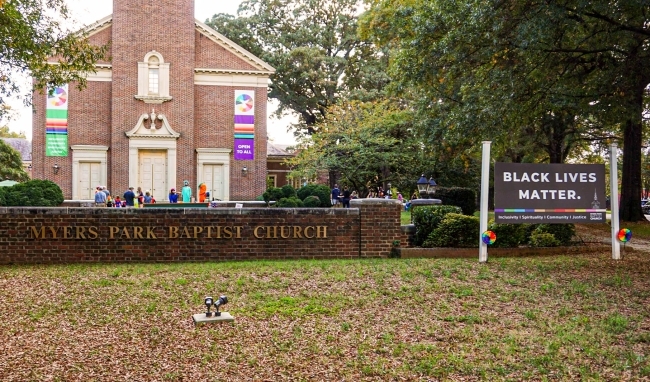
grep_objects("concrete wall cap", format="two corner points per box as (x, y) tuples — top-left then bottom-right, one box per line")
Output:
(350, 198), (401, 206)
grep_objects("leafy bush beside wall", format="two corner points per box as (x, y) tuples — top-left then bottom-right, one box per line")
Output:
(297, 184), (332, 208)
(531, 224), (575, 246)
(423, 213), (480, 248)
(0, 180), (64, 206)
(411, 205), (462, 246)
(487, 222), (530, 248)
(263, 184), (332, 208)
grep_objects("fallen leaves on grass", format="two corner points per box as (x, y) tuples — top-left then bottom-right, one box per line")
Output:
(0, 253), (650, 381)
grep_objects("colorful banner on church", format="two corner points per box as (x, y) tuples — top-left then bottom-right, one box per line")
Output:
(45, 84), (69, 156)
(234, 90), (254, 160)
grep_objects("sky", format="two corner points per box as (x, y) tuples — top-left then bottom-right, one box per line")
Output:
(6, 0), (298, 145)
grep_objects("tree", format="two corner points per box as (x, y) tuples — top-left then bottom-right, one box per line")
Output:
(361, 0), (650, 221)
(205, 0), (389, 135)
(0, 139), (29, 181)
(0, 125), (26, 138)
(288, 99), (429, 195)
(0, 0), (108, 119)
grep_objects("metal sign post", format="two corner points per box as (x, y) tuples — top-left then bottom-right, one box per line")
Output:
(479, 141), (491, 263)
(610, 144), (620, 260)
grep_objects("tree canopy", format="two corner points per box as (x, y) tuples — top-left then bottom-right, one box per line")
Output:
(206, 0), (389, 135)
(0, 0), (107, 119)
(0, 125), (25, 138)
(361, 0), (650, 221)
(0, 139), (29, 182)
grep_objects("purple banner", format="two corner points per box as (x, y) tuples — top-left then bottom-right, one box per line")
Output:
(234, 138), (254, 160)
(234, 115), (255, 124)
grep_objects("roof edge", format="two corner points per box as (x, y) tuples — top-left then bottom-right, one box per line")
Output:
(80, 15), (113, 38)
(194, 19), (275, 73)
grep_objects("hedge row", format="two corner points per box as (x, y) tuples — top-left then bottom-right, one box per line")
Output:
(413, 205), (576, 248)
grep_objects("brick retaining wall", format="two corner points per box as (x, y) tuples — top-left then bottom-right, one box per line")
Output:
(0, 199), (404, 264)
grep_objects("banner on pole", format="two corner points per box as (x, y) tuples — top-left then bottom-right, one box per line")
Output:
(45, 84), (69, 157)
(234, 90), (254, 160)
(494, 163), (606, 224)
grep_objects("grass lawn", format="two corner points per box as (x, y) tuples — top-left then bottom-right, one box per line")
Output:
(2, 252), (650, 380)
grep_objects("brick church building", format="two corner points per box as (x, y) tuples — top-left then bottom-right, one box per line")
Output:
(31, 0), (275, 201)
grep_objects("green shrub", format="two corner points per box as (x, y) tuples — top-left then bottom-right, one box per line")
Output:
(262, 187), (284, 205)
(412, 205), (462, 246)
(529, 232), (560, 247)
(436, 187), (477, 215)
(297, 184), (331, 208)
(423, 213), (480, 248)
(487, 222), (531, 248)
(303, 195), (321, 207)
(281, 184), (297, 198)
(275, 197), (304, 207)
(0, 180), (64, 206)
(532, 224), (575, 245)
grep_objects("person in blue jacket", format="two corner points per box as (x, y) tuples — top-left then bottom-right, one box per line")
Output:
(169, 188), (179, 203)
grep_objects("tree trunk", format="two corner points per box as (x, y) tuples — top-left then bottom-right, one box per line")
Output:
(619, 83), (646, 222)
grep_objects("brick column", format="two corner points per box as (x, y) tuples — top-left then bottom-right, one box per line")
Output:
(353, 198), (403, 257)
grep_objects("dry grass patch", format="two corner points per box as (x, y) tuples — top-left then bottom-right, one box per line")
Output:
(1, 253), (650, 381)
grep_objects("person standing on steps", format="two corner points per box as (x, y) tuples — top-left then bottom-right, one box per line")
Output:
(94, 186), (106, 207)
(169, 188), (178, 203)
(181, 180), (192, 203)
(198, 182), (207, 203)
(123, 187), (136, 207)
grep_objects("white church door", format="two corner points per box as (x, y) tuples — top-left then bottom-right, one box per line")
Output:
(139, 151), (167, 201)
(202, 164), (225, 201)
(78, 162), (101, 200)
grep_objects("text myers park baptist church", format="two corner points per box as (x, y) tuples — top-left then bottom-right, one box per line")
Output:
(28, 225), (329, 240)
(502, 171), (598, 200)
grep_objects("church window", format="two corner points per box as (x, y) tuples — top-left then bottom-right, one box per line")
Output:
(136, 51), (171, 103)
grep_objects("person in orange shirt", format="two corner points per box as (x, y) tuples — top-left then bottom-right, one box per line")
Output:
(198, 183), (207, 203)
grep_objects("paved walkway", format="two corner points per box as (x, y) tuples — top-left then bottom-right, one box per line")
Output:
(575, 223), (650, 252)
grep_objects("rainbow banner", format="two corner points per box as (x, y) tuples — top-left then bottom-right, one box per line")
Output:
(45, 85), (69, 156)
(234, 90), (254, 160)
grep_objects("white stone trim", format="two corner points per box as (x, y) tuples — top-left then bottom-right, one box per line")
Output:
(125, 113), (181, 138)
(79, 15), (112, 37)
(196, 148), (232, 201)
(136, 51), (171, 103)
(70, 145), (109, 200)
(85, 67), (112, 82)
(195, 68), (272, 75)
(194, 72), (269, 87)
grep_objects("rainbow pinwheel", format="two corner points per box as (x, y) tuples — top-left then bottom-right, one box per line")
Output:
(482, 230), (496, 245)
(617, 228), (632, 242)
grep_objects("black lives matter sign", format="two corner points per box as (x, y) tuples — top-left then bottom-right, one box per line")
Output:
(494, 163), (606, 224)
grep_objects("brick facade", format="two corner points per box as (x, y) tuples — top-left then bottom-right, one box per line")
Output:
(0, 200), (403, 264)
(32, 0), (274, 201)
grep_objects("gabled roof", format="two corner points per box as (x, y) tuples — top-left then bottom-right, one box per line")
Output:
(80, 15), (274, 74)
(1, 138), (32, 161)
(267, 142), (295, 158)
